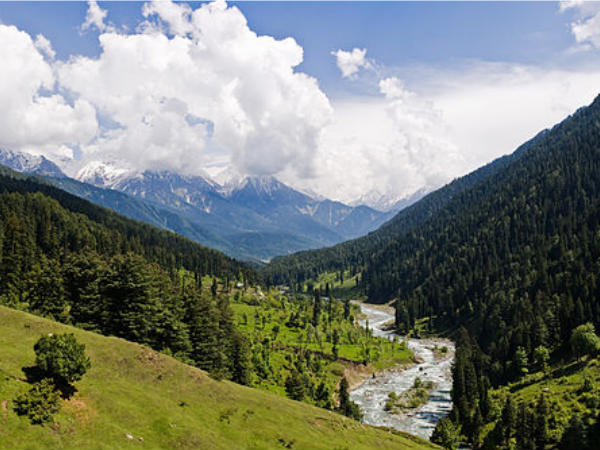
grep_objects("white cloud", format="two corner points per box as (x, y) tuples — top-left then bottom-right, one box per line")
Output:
(281, 62), (600, 206)
(59, 0), (332, 176)
(34, 34), (55, 60)
(81, 0), (115, 34)
(0, 25), (97, 160)
(283, 76), (463, 205)
(430, 63), (600, 173)
(332, 47), (371, 78)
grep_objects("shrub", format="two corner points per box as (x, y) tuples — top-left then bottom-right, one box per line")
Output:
(34, 333), (91, 384)
(13, 379), (60, 425)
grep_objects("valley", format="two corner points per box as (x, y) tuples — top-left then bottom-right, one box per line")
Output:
(1, 2), (600, 448)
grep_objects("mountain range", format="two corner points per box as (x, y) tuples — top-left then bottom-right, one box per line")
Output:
(0, 149), (400, 262)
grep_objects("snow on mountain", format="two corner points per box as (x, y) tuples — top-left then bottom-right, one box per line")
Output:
(0, 148), (66, 178)
(350, 187), (429, 212)
(76, 160), (134, 188)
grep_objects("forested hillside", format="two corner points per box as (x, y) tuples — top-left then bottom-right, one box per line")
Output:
(0, 166), (261, 383)
(262, 129), (547, 288)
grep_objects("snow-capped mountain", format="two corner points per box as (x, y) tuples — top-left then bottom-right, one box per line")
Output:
(0, 148), (66, 178)
(73, 160), (395, 259)
(0, 150), (399, 261)
(350, 187), (429, 212)
(76, 160), (133, 188)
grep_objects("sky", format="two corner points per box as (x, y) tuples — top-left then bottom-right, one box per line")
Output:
(1, 1), (600, 207)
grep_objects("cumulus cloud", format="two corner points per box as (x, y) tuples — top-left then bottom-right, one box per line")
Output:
(81, 0), (116, 33)
(2, 0), (600, 210)
(0, 25), (97, 160)
(283, 76), (463, 205)
(283, 62), (600, 206)
(59, 0), (332, 176)
(332, 47), (371, 78)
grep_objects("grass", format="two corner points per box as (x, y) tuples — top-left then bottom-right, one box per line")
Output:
(302, 270), (365, 301)
(229, 296), (413, 401)
(481, 356), (600, 445)
(0, 306), (438, 450)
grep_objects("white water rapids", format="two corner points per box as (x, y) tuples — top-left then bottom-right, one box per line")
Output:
(350, 303), (455, 440)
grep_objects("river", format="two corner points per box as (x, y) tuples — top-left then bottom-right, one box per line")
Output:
(349, 303), (455, 440)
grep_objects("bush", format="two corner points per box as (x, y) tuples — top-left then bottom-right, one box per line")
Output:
(34, 333), (91, 384)
(13, 379), (60, 425)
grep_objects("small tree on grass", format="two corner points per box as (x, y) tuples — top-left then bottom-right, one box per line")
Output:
(570, 323), (600, 361)
(34, 333), (91, 385)
(285, 370), (307, 401)
(431, 417), (461, 450)
(14, 379), (61, 425)
(14, 333), (91, 425)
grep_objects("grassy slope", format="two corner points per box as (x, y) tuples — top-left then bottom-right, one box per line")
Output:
(482, 358), (600, 444)
(0, 307), (436, 450)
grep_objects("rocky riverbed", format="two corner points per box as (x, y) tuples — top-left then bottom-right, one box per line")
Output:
(350, 303), (454, 440)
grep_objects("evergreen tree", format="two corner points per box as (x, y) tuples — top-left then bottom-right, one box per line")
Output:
(285, 370), (306, 401)
(533, 345), (550, 373)
(230, 331), (252, 386)
(533, 393), (549, 450)
(500, 396), (515, 448)
(337, 377), (362, 421)
(312, 288), (321, 327)
(314, 381), (332, 410)
(559, 414), (586, 450)
(431, 417), (461, 450)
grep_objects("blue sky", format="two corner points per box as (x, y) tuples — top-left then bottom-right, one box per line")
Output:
(0, 1), (584, 95)
(0, 1), (599, 207)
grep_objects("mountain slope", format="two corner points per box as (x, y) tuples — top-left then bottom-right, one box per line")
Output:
(0, 151), (395, 262)
(275, 94), (600, 448)
(0, 306), (437, 450)
(263, 134), (531, 285)
(0, 148), (66, 178)
(0, 164), (252, 281)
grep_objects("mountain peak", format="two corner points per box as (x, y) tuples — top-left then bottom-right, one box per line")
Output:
(76, 160), (135, 188)
(0, 148), (66, 178)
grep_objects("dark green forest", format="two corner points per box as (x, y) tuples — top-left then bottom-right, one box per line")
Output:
(0, 167), (257, 383)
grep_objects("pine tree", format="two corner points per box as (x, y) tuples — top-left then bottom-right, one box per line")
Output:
(500, 396), (515, 448)
(285, 370), (306, 401)
(337, 377), (362, 420)
(431, 417), (461, 450)
(533, 393), (549, 450)
(312, 288), (321, 327)
(559, 414), (586, 450)
(230, 331), (252, 386)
